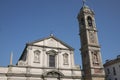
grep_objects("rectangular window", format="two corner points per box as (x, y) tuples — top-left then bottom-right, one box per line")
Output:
(49, 55), (55, 67)
(107, 68), (110, 74)
(113, 67), (116, 75)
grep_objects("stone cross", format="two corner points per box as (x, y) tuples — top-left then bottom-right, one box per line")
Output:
(82, 0), (86, 6)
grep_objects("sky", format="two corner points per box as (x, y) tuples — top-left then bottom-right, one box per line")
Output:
(0, 0), (120, 67)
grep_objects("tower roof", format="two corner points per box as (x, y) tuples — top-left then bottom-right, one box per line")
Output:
(79, 0), (94, 15)
(80, 5), (94, 14)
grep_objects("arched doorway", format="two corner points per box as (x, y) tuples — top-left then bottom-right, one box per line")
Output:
(42, 70), (64, 80)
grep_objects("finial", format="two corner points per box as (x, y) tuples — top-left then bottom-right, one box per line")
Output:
(82, 0), (86, 6)
(10, 52), (13, 65)
(50, 33), (54, 36)
(50, 31), (54, 36)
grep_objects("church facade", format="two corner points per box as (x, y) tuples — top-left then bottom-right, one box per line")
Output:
(0, 35), (81, 80)
(0, 1), (105, 80)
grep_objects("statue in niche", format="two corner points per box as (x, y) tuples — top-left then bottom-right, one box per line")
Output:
(92, 51), (99, 65)
(63, 53), (68, 65)
(34, 50), (40, 63)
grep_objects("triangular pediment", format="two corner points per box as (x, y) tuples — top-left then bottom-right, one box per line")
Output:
(18, 35), (74, 66)
(27, 35), (74, 50)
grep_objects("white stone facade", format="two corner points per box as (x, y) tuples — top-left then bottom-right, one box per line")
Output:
(0, 35), (82, 80)
(104, 56), (120, 80)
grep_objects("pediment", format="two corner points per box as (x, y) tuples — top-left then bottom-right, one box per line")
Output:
(27, 35), (74, 50)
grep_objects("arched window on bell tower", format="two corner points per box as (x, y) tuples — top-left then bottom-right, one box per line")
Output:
(87, 16), (93, 27)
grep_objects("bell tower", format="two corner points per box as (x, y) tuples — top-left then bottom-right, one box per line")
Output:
(77, 1), (105, 80)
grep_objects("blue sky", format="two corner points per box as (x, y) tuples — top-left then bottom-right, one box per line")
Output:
(0, 0), (120, 66)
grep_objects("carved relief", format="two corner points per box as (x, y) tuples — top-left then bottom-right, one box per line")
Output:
(89, 31), (96, 43)
(18, 60), (27, 66)
(49, 38), (56, 47)
(94, 68), (103, 73)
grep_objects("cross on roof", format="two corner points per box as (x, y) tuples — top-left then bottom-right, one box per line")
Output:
(82, 0), (86, 6)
